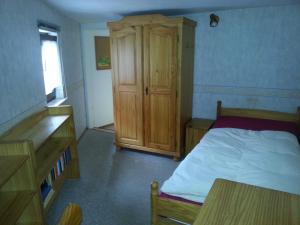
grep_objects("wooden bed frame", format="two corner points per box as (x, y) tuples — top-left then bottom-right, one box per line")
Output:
(151, 101), (300, 225)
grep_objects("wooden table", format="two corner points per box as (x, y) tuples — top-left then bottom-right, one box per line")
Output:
(193, 179), (300, 225)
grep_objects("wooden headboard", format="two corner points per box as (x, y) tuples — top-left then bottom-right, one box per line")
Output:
(216, 101), (300, 125)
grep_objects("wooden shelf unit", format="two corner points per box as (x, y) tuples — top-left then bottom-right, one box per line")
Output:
(36, 137), (73, 184)
(0, 143), (43, 225)
(0, 191), (35, 225)
(0, 156), (28, 187)
(0, 105), (80, 224)
(43, 165), (71, 214)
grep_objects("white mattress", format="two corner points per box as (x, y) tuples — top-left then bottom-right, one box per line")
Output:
(161, 128), (300, 203)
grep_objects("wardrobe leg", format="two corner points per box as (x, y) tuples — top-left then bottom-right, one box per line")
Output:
(173, 156), (180, 161)
(114, 142), (122, 150)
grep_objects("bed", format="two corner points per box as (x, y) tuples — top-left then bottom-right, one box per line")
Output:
(151, 101), (300, 225)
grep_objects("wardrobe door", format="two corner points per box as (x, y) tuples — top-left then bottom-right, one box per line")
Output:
(111, 26), (144, 146)
(143, 25), (177, 151)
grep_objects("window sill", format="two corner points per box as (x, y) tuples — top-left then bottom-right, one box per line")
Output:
(47, 98), (67, 107)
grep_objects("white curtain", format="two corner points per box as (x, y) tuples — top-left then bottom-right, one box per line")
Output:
(41, 40), (62, 95)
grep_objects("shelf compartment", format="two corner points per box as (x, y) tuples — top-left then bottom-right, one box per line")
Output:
(36, 137), (73, 184)
(0, 106), (79, 222)
(0, 156), (28, 187)
(0, 191), (35, 225)
(43, 164), (71, 214)
(2, 115), (70, 150)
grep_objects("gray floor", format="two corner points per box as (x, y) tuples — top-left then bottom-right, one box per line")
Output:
(47, 129), (179, 225)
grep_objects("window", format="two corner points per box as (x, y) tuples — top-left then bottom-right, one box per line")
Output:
(39, 24), (66, 103)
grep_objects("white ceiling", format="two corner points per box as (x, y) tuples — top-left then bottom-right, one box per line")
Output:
(42, 0), (299, 23)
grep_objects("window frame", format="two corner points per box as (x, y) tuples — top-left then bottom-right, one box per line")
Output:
(38, 22), (67, 105)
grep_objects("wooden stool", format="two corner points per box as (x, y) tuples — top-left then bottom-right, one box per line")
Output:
(57, 203), (82, 225)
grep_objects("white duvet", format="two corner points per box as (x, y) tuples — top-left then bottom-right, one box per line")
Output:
(161, 128), (300, 203)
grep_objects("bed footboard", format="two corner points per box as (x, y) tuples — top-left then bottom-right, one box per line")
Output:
(151, 181), (201, 225)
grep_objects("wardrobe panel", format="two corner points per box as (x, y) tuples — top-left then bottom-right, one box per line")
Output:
(119, 92), (138, 140)
(149, 32), (173, 89)
(148, 94), (174, 150)
(116, 34), (136, 85)
(111, 26), (143, 146)
(144, 25), (177, 152)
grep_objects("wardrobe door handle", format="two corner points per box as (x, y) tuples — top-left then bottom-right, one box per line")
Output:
(145, 87), (148, 95)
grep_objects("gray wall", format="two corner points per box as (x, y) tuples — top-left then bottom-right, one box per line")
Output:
(185, 4), (300, 119)
(0, 0), (86, 138)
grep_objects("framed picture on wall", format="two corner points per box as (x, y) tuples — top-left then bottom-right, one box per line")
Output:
(94, 36), (111, 70)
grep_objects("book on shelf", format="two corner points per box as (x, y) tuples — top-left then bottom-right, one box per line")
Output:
(57, 160), (61, 176)
(41, 179), (52, 201)
(40, 147), (72, 202)
(43, 188), (55, 208)
(60, 155), (64, 171)
(47, 173), (53, 186)
(50, 147), (72, 181)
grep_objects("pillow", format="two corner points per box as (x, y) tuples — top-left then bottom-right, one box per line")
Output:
(212, 116), (299, 137)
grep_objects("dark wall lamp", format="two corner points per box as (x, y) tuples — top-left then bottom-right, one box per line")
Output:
(210, 13), (219, 27)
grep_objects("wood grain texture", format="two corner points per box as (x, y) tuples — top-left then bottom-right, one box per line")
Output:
(0, 191), (35, 225)
(48, 106), (80, 179)
(47, 105), (73, 116)
(217, 100), (299, 123)
(157, 198), (200, 224)
(0, 141), (44, 224)
(0, 156), (28, 187)
(0, 141), (37, 191)
(36, 137), (73, 184)
(193, 179), (300, 225)
(1, 115), (70, 150)
(144, 24), (177, 152)
(17, 194), (44, 224)
(57, 203), (82, 225)
(185, 118), (214, 155)
(0, 105), (80, 224)
(151, 181), (201, 225)
(110, 26), (144, 146)
(157, 217), (181, 225)
(151, 181), (159, 225)
(44, 166), (72, 215)
(108, 14), (196, 31)
(108, 14), (196, 158)
(49, 111), (80, 179)
(0, 110), (48, 141)
(116, 142), (178, 157)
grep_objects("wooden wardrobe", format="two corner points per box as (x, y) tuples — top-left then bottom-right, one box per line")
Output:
(108, 14), (196, 159)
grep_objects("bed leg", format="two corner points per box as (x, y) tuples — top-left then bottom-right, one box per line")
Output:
(151, 181), (159, 225)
